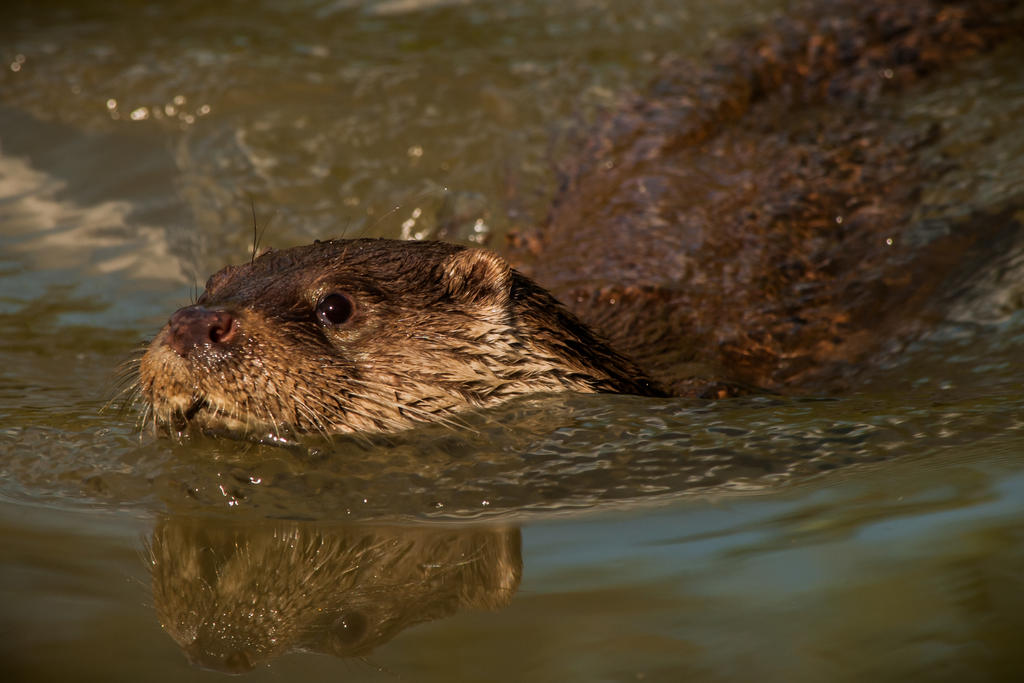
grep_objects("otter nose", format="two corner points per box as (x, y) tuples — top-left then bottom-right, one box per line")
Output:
(164, 305), (237, 358)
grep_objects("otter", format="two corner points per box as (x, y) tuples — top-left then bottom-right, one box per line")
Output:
(136, 0), (1024, 440)
(138, 239), (664, 440)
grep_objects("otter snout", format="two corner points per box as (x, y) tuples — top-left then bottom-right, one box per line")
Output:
(164, 306), (237, 358)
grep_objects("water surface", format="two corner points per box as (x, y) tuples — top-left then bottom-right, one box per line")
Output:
(2, 0), (1023, 680)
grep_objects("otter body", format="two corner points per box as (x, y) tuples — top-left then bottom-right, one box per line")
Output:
(138, 0), (1024, 439)
(511, 0), (1024, 396)
(139, 239), (662, 439)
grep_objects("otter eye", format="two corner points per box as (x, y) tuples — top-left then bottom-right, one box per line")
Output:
(316, 293), (355, 326)
(332, 611), (367, 644)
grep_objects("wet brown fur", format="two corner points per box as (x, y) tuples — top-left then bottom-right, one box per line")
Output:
(509, 0), (1024, 396)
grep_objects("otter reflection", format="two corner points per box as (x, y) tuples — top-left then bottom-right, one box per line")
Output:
(147, 516), (521, 672)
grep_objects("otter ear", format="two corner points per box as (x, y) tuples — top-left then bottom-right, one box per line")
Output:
(442, 248), (512, 312)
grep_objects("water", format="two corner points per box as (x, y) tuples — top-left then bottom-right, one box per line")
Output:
(2, 0), (1024, 680)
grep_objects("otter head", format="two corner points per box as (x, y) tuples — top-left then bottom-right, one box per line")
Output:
(137, 238), (662, 440)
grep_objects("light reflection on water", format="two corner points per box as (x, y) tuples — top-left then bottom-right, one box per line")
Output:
(1, 0), (1023, 679)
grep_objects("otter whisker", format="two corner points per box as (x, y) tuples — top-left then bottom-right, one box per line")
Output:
(292, 400), (330, 438)
(104, 345), (149, 414)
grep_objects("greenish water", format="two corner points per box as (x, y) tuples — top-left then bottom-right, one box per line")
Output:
(2, 0), (1024, 681)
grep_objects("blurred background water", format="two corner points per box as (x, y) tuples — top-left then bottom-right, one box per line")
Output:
(1, 0), (1023, 680)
